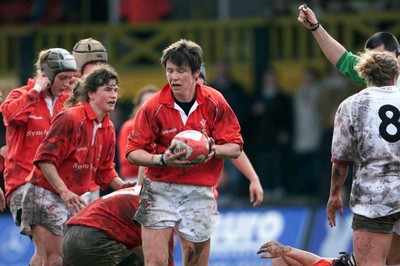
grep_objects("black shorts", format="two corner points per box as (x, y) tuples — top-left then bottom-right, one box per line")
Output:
(62, 225), (140, 266)
(352, 212), (400, 234)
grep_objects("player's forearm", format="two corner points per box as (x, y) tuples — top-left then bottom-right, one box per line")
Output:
(311, 25), (346, 66)
(38, 162), (69, 195)
(127, 149), (157, 167)
(230, 151), (259, 182)
(215, 143), (241, 159)
(283, 247), (324, 265)
(329, 163), (349, 196)
(109, 177), (127, 190)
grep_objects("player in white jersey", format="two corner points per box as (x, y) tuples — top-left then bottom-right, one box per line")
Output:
(327, 50), (400, 266)
(298, 5), (400, 265)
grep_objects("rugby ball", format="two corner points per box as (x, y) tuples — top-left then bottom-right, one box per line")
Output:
(171, 130), (210, 163)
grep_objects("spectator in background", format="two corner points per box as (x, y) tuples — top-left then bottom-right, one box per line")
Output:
(209, 60), (249, 197)
(209, 60), (249, 125)
(118, 85), (159, 182)
(249, 69), (293, 199)
(292, 67), (322, 196)
(29, 0), (80, 24)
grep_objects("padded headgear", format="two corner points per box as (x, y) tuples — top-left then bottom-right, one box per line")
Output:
(41, 48), (77, 84)
(73, 38), (108, 75)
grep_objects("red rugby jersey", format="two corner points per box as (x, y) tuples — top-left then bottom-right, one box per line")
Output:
(27, 101), (118, 195)
(126, 83), (243, 187)
(1, 79), (68, 202)
(118, 117), (139, 178)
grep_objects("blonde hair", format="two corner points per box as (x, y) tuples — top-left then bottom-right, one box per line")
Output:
(34, 49), (52, 77)
(355, 50), (398, 86)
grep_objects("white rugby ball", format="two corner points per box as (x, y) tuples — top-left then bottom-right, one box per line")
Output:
(171, 130), (210, 163)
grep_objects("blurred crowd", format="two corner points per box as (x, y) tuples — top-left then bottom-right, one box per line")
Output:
(0, 0), (399, 25)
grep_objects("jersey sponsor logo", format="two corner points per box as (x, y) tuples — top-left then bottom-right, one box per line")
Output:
(28, 115), (43, 120)
(26, 130), (48, 137)
(161, 128), (177, 135)
(72, 163), (97, 171)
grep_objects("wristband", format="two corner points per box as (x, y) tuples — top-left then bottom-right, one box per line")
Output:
(310, 22), (320, 32)
(152, 154), (165, 166)
(160, 153), (166, 166)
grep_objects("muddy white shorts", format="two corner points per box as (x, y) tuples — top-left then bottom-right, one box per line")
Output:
(9, 183), (29, 226)
(20, 183), (69, 237)
(134, 176), (215, 242)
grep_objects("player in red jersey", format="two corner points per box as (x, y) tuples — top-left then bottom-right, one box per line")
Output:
(62, 186), (174, 266)
(126, 39), (243, 265)
(72, 38), (108, 203)
(1, 48), (76, 265)
(21, 65), (135, 266)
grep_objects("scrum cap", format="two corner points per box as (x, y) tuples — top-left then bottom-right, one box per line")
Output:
(72, 38), (108, 75)
(41, 48), (77, 84)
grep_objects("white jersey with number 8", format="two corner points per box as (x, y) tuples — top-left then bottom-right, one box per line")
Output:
(332, 85), (400, 218)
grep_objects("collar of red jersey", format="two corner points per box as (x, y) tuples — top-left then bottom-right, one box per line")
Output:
(159, 83), (206, 105)
(83, 101), (111, 125)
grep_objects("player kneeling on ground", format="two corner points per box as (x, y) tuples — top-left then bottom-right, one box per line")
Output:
(62, 186), (174, 266)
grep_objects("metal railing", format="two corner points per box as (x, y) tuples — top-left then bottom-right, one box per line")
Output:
(1, 12), (399, 97)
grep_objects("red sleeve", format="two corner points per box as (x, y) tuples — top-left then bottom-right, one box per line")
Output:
(1, 81), (41, 126)
(94, 126), (119, 189)
(314, 259), (333, 266)
(117, 119), (138, 177)
(33, 111), (74, 168)
(118, 121), (131, 164)
(209, 90), (243, 149)
(126, 105), (159, 156)
(331, 156), (352, 166)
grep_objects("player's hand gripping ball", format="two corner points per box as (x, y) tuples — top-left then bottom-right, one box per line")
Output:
(171, 130), (210, 164)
